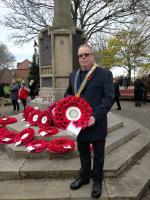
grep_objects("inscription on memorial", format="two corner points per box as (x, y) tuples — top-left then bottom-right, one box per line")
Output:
(41, 30), (52, 66)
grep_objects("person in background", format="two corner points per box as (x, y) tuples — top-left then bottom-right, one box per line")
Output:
(141, 75), (149, 104)
(29, 79), (37, 100)
(0, 81), (5, 108)
(123, 74), (130, 89)
(65, 43), (115, 199)
(134, 78), (143, 107)
(18, 81), (30, 110)
(113, 78), (121, 110)
(10, 79), (20, 113)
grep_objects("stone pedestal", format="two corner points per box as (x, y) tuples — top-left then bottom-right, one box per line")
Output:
(39, 27), (85, 100)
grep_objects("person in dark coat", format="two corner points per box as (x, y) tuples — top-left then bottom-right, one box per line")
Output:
(10, 79), (20, 113)
(65, 43), (115, 199)
(113, 78), (121, 110)
(0, 81), (5, 107)
(134, 78), (143, 107)
(29, 79), (38, 100)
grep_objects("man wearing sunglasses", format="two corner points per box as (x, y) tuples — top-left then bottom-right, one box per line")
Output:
(65, 43), (115, 199)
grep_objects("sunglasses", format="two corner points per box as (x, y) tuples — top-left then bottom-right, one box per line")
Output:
(78, 53), (92, 58)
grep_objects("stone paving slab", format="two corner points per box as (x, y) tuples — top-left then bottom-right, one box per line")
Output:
(105, 150), (150, 199)
(0, 154), (25, 180)
(104, 131), (150, 177)
(0, 179), (108, 200)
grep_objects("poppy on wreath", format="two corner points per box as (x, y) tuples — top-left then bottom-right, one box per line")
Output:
(38, 126), (59, 137)
(0, 129), (17, 144)
(27, 110), (41, 126)
(26, 139), (48, 153)
(14, 128), (35, 146)
(38, 110), (53, 128)
(0, 117), (17, 126)
(23, 105), (34, 121)
(47, 137), (76, 154)
(53, 96), (93, 129)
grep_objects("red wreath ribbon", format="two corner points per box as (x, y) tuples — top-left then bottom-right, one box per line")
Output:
(47, 137), (75, 154)
(38, 126), (59, 137)
(14, 128), (34, 146)
(0, 117), (17, 126)
(0, 130), (17, 144)
(38, 111), (52, 128)
(26, 139), (48, 153)
(53, 96), (93, 129)
(23, 106), (35, 121)
(27, 110), (41, 126)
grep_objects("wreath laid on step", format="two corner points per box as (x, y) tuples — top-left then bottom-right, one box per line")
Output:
(27, 110), (41, 126)
(23, 105), (35, 120)
(38, 126), (59, 137)
(14, 128), (34, 146)
(38, 110), (52, 128)
(26, 139), (48, 153)
(0, 117), (17, 126)
(47, 137), (75, 154)
(0, 129), (17, 144)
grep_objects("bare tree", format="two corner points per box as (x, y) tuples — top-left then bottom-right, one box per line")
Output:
(1, 0), (142, 44)
(0, 43), (16, 69)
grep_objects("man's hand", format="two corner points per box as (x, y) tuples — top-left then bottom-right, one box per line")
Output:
(88, 116), (95, 127)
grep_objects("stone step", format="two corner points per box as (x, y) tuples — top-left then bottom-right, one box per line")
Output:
(6, 112), (123, 138)
(2, 120), (140, 159)
(0, 127), (149, 181)
(0, 150), (150, 200)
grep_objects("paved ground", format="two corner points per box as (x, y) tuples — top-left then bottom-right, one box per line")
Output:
(0, 100), (150, 199)
(112, 100), (150, 200)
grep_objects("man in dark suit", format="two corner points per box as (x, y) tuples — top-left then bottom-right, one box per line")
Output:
(65, 43), (115, 199)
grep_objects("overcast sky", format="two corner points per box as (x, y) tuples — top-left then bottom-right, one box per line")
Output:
(0, 3), (127, 76)
(0, 3), (34, 65)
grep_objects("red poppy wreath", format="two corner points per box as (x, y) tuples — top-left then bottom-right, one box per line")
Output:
(47, 137), (75, 154)
(14, 128), (34, 146)
(26, 139), (48, 153)
(38, 110), (52, 128)
(27, 110), (41, 126)
(38, 126), (59, 137)
(53, 96), (93, 129)
(0, 117), (17, 126)
(23, 105), (34, 121)
(0, 130), (17, 144)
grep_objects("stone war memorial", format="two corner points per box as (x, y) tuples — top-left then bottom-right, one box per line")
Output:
(38, 0), (85, 102)
(0, 0), (150, 199)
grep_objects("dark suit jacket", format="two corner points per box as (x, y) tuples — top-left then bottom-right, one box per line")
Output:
(65, 67), (115, 141)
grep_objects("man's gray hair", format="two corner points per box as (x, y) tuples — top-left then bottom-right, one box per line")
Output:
(78, 43), (93, 53)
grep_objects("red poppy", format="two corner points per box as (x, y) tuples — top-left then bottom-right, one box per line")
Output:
(23, 106), (34, 121)
(14, 128), (34, 146)
(26, 139), (48, 153)
(27, 110), (41, 126)
(38, 110), (52, 128)
(53, 96), (93, 129)
(0, 130), (17, 144)
(0, 117), (17, 126)
(38, 126), (59, 137)
(47, 137), (75, 154)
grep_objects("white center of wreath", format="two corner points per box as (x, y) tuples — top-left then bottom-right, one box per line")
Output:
(21, 133), (29, 140)
(33, 114), (38, 122)
(2, 118), (8, 121)
(34, 144), (42, 148)
(66, 107), (81, 121)
(41, 116), (48, 124)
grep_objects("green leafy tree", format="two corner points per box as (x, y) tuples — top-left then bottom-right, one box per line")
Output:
(28, 48), (39, 82)
(97, 18), (150, 79)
